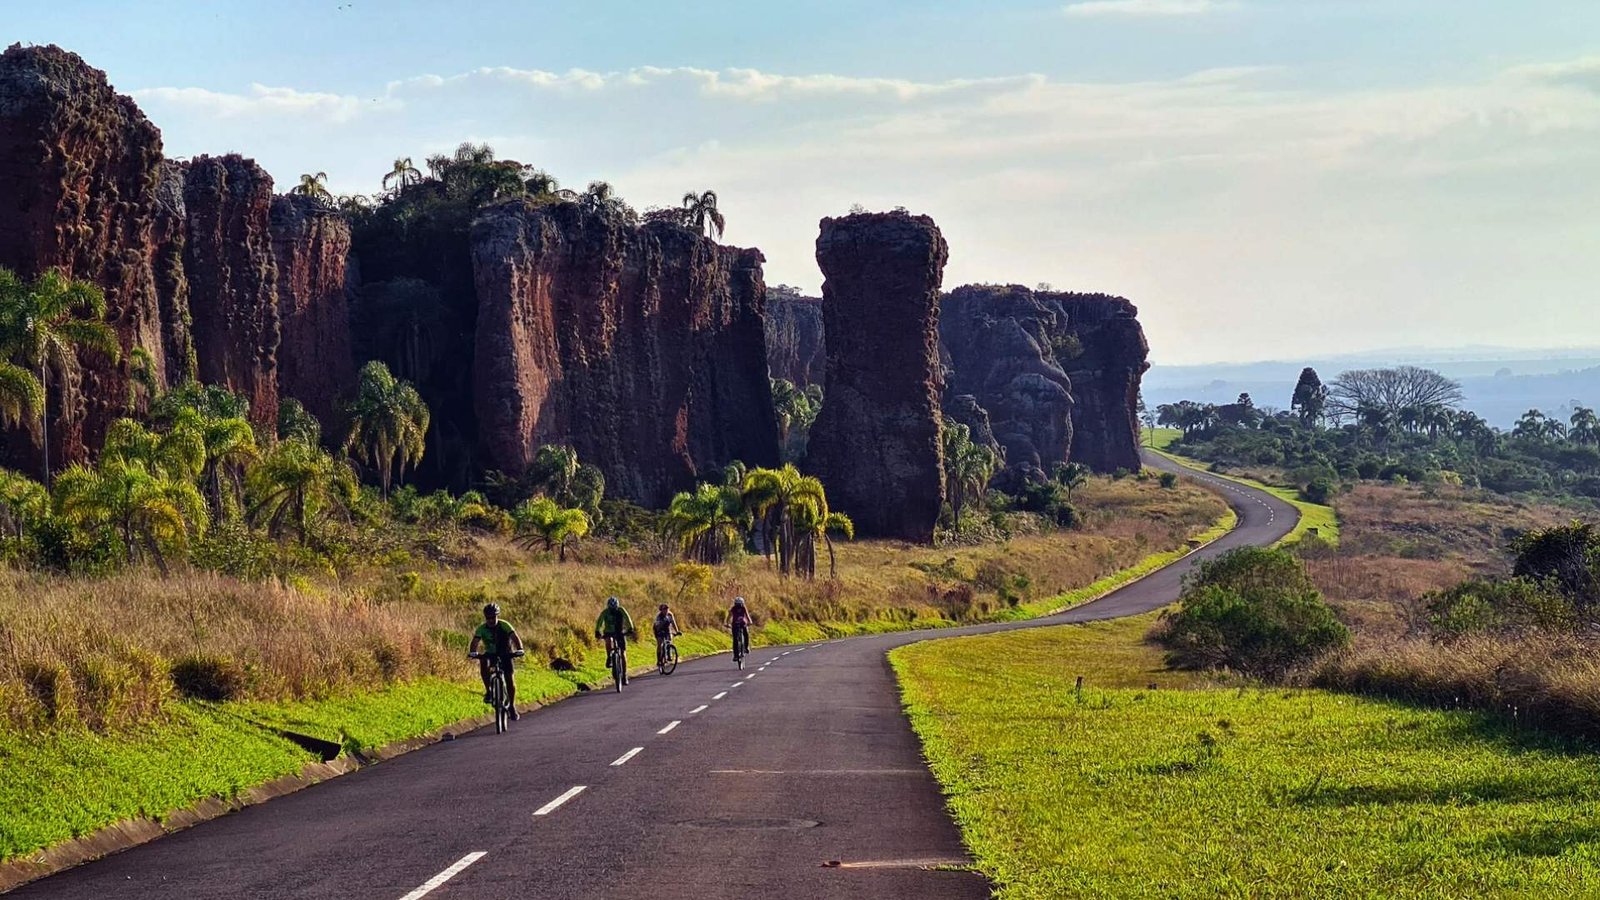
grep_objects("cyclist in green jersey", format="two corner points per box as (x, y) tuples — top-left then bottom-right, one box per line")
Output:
(469, 603), (526, 719)
(594, 596), (637, 685)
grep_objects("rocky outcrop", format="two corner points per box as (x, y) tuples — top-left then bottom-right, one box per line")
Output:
(806, 211), (947, 542)
(272, 193), (355, 426)
(0, 43), (168, 471)
(940, 284), (1075, 484)
(179, 155), (281, 429)
(1054, 293), (1148, 472)
(471, 200), (780, 506)
(764, 287), (825, 386)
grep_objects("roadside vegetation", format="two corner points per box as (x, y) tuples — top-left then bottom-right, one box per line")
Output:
(894, 615), (1600, 899)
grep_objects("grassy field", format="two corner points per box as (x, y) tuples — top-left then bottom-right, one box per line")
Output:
(0, 474), (1231, 864)
(893, 616), (1600, 899)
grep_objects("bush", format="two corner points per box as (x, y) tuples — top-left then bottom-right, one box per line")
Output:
(1156, 547), (1349, 677)
(1425, 577), (1575, 637)
(1158, 472), (1179, 490)
(1301, 478), (1334, 505)
(170, 653), (249, 702)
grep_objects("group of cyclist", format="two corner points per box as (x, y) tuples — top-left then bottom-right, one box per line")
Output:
(466, 595), (757, 712)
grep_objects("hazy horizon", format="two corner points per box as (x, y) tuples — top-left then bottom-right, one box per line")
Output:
(13, 0), (1600, 365)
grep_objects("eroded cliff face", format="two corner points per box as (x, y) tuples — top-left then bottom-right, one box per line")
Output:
(806, 211), (947, 543)
(0, 43), (168, 470)
(763, 288), (825, 386)
(940, 284), (1075, 484)
(1054, 292), (1148, 472)
(471, 200), (780, 506)
(272, 193), (355, 426)
(178, 155), (281, 429)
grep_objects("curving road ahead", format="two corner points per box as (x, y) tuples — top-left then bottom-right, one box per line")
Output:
(12, 452), (1295, 899)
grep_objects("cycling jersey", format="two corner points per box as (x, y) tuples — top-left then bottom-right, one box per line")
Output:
(596, 606), (635, 637)
(729, 606), (751, 625)
(653, 612), (677, 636)
(473, 620), (518, 656)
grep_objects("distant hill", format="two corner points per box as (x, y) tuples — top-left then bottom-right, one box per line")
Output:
(1145, 348), (1600, 428)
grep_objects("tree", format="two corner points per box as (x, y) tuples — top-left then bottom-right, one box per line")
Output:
(680, 190), (726, 240)
(942, 423), (999, 526)
(740, 465), (827, 575)
(791, 499), (854, 579)
(342, 361), (430, 496)
(292, 172), (333, 203)
(1512, 521), (1600, 612)
(1052, 462), (1091, 502)
(277, 397), (322, 446)
(667, 483), (746, 565)
(53, 457), (207, 575)
(580, 181), (632, 219)
(0, 269), (121, 480)
(382, 158), (422, 195)
(1570, 407), (1599, 447)
(0, 468), (47, 542)
(247, 438), (355, 543)
(524, 169), (561, 198)
(1327, 366), (1463, 422)
(771, 378), (823, 460)
(1290, 367), (1326, 425)
(512, 496), (590, 562)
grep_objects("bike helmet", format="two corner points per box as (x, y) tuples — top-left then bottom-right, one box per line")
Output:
(733, 596), (746, 607)
(483, 603), (500, 617)
(659, 603), (669, 611)
(607, 596), (620, 609)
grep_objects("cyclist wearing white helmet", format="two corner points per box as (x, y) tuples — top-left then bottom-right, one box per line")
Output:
(726, 596), (755, 658)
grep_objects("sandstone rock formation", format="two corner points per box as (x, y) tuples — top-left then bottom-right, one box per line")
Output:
(763, 286), (825, 386)
(1053, 292), (1148, 472)
(0, 43), (167, 470)
(940, 284), (1075, 484)
(272, 193), (355, 426)
(179, 155), (281, 429)
(806, 211), (947, 542)
(471, 200), (780, 506)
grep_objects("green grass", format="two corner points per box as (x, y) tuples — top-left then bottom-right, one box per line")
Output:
(1146, 443), (1340, 545)
(1143, 426), (1182, 450)
(892, 617), (1600, 899)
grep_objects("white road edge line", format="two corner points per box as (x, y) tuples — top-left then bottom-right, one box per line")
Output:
(399, 852), (487, 900)
(689, 704), (709, 714)
(712, 691), (728, 700)
(533, 785), (587, 816)
(611, 747), (644, 767)
(658, 720), (681, 734)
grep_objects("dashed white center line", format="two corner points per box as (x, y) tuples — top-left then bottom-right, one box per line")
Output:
(744, 674), (755, 680)
(533, 785), (587, 816)
(611, 747), (644, 767)
(758, 666), (768, 672)
(398, 852), (487, 900)
(689, 704), (709, 714)
(712, 691), (728, 700)
(730, 682), (744, 689)
(658, 720), (680, 735)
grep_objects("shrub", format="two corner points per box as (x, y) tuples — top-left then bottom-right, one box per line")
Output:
(170, 653), (249, 702)
(1425, 577), (1575, 636)
(1158, 472), (1179, 490)
(1156, 547), (1349, 677)
(1301, 478), (1334, 505)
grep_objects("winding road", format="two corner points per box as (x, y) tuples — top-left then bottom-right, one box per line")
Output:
(11, 452), (1296, 899)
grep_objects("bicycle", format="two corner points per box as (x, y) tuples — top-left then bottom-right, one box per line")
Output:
(470, 650), (524, 734)
(605, 634), (631, 692)
(732, 623), (749, 670)
(657, 632), (680, 676)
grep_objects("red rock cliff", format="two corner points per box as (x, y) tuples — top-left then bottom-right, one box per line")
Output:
(1053, 293), (1148, 472)
(0, 43), (169, 471)
(271, 193), (355, 426)
(178, 155), (281, 429)
(806, 211), (947, 543)
(763, 287), (825, 386)
(471, 200), (780, 506)
(940, 284), (1076, 484)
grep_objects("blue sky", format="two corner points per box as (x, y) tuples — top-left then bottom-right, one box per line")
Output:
(12, 1), (1600, 363)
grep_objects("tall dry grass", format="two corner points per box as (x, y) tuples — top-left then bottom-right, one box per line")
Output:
(0, 476), (1225, 734)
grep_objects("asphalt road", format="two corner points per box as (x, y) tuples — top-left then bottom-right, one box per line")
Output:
(13, 451), (1296, 899)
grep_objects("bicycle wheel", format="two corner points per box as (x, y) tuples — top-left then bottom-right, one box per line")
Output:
(613, 648), (626, 692)
(663, 644), (679, 675)
(492, 674), (507, 734)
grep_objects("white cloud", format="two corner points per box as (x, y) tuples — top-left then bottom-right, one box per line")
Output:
(133, 83), (391, 123)
(1506, 56), (1600, 94)
(1062, 0), (1240, 18)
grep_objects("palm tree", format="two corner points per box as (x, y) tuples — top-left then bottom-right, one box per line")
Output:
(100, 417), (204, 483)
(740, 464), (827, 575)
(0, 468), (47, 542)
(293, 172), (334, 203)
(942, 424), (1000, 526)
(667, 483), (746, 565)
(53, 457), (207, 575)
(193, 411), (257, 522)
(525, 169), (561, 198)
(791, 498), (853, 580)
(680, 190), (726, 240)
(580, 181), (628, 217)
(247, 438), (354, 543)
(0, 269), (120, 481)
(512, 496), (591, 562)
(382, 157), (422, 195)
(1052, 462), (1091, 502)
(1570, 406), (1599, 447)
(529, 444), (579, 503)
(342, 361), (430, 496)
